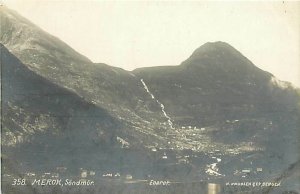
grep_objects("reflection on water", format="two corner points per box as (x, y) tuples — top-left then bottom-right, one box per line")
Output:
(208, 183), (221, 194)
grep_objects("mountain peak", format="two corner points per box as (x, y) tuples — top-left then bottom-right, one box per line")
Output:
(202, 41), (233, 47)
(190, 41), (239, 58)
(181, 41), (254, 69)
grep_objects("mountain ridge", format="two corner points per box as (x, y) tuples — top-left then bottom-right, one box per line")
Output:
(0, 6), (165, 132)
(0, 5), (91, 64)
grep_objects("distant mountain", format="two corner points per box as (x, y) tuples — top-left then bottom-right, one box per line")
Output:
(134, 42), (300, 161)
(134, 41), (298, 127)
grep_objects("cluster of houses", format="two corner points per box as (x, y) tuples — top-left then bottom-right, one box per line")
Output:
(80, 169), (96, 178)
(180, 126), (206, 131)
(21, 171), (60, 179)
(21, 166), (68, 179)
(4, 166), (136, 181)
(101, 173), (133, 180)
(79, 168), (133, 180)
(152, 148), (193, 164)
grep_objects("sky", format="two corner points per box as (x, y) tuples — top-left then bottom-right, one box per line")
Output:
(4, 1), (300, 87)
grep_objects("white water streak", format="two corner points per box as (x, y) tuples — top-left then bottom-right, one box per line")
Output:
(141, 79), (174, 129)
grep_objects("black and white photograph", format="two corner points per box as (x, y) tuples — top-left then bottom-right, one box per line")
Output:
(1, 1), (300, 193)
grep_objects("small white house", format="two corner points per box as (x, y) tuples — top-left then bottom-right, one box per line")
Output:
(90, 171), (96, 176)
(242, 169), (251, 173)
(178, 158), (189, 164)
(81, 170), (87, 178)
(103, 173), (113, 177)
(52, 173), (59, 178)
(257, 168), (263, 172)
(26, 172), (36, 177)
(162, 153), (168, 159)
(126, 174), (133, 180)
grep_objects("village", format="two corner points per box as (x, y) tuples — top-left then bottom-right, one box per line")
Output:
(3, 147), (265, 184)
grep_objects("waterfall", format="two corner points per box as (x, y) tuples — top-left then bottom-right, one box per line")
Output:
(140, 79), (174, 129)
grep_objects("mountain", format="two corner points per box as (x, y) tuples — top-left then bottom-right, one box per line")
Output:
(134, 42), (300, 171)
(134, 41), (298, 126)
(0, 6), (179, 181)
(0, 6), (172, 148)
(1, 43), (171, 189)
(1, 6), (300, 194)
(1, 43), (119, 168)
(0, 6), (165, 130)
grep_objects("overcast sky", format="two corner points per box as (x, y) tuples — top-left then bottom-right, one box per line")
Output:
(4, 1), (300, 87)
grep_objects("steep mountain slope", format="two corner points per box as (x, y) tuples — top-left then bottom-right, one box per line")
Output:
(0, 6), (165, 130)
(0, 6), (174, 148)
(0, 44), (121, 170)
(1, 43), (177, 184)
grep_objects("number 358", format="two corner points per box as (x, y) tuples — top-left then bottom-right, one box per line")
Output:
(12, 179), (26, 186)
